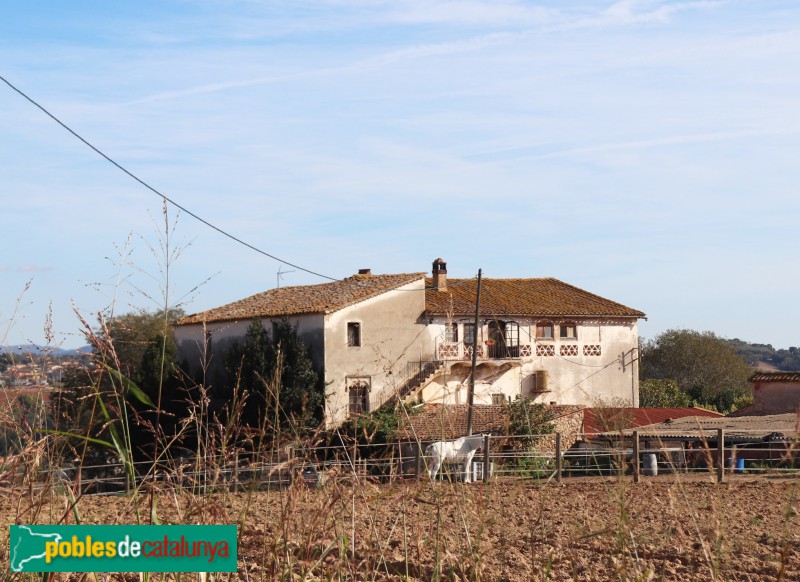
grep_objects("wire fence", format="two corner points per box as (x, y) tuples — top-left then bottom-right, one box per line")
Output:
(3, 429), (799, 496)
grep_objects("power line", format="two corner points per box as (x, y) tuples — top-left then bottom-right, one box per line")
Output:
(0, 73), (338, 282)
(0, 74), (480, 295)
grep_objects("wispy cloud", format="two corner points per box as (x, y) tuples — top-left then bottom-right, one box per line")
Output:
(602, 0), (725, 26)
(0, 265), (52, 273)
(470, 127), (800, 163)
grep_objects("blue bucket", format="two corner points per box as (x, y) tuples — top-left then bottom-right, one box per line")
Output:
(735, 457), (745, 474)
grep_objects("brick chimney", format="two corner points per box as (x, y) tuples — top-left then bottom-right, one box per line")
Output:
(357, 268), (372, 276)
(432, 258), (447, 291)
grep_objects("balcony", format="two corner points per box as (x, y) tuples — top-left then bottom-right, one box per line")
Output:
(436, 341), (533, 361)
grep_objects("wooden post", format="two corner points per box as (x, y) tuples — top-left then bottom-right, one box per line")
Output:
(632, 430), (640, 483)
(555, 432), (562, 483)
(717, 428), (725, 484)
(483, 434), (491, 483)
(414, 443), (421, 480)
(466, 269), (483, 436)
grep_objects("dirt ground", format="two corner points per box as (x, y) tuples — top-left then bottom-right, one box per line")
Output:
(3, 474), (799, 580)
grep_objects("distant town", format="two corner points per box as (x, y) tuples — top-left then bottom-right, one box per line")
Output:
(0, 348), (93, 393)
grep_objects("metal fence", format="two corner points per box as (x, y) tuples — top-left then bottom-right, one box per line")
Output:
(4, 429), (799, 496)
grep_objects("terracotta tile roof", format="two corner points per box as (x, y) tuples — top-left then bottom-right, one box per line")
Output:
(177, 273), (425, 325)
(396, 404), (584, 441)
(424, 278), (645, 318)
(582, 407), (723, 436)
(750, 371), (800, 383)
(397, 405), (508, 441)
(631, 413), (800, 440)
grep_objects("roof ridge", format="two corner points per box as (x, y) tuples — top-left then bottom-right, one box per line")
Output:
(177, 272), (425, 325)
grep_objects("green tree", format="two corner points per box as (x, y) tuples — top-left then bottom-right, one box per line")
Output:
(225, 317), (324, 434)
(641, 329), (752, 413)
(54, 308), (185, 464)
(0, 352), (10, 373)
(639, 379), (691, 408)
(507, 398), (556, 446)
(99, 308), (184, 385)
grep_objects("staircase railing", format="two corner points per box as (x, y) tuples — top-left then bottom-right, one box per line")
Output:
(374, 360), (442, 410)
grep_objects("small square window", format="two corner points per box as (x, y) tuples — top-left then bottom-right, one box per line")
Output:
(536, 322), (554, 339)
(560, 323), (577, 340)
(347, 322), (361, 347)
(491, 393), (506, 406)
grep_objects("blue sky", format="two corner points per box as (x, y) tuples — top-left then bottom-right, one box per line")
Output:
(1, 0), (798, 350)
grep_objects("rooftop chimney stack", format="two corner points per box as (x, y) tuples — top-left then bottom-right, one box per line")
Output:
(357, 268), (372, 276)
(432, 258), (447, 291)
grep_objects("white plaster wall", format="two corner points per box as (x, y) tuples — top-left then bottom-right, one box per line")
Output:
(323, 278), (431, 426)
(419, 318), (640, 408)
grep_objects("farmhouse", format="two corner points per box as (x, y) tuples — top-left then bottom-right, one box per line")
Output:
(174, 259), (645, 427)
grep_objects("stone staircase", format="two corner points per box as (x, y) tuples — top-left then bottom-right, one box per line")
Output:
(378, 360), (443, 408)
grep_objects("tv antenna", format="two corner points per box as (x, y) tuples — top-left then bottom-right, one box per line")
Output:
(277, 266), (295, 288)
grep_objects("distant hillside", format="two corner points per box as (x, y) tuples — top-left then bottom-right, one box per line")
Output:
(727, 339), (800, 371)
(0, 345), (92, 357)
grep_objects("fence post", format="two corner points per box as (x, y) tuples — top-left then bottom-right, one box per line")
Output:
(233, 455), (239, 493)
(483, 434), (491, 483)
(414, 443), (421, 481)
(717, 428), (725, 484)
(555, 432), (562, 483)
(632, 430), (640, 483)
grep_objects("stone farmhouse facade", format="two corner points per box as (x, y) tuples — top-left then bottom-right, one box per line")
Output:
(174, 259), (645, 428)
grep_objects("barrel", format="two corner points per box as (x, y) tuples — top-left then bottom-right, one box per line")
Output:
(643, 453), (658, 476)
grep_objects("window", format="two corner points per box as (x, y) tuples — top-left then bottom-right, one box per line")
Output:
(464, 323), (476, 345)
(445, 323), (458, 343)
(348, 381), (369, 416)
(505, 322), (519, 347)
(491, 393), (506, 406)
(560, 323), (577, 340)
(535, 322), (554, 339)
(347, 322), (361, 347)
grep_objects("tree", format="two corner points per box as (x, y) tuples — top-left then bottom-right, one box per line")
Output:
(224, 317), (324, 434)
(641, 329), (752, 413)
(98, 308), (184, 386)
(53, 308), (186, 465)
(639, 379), (691, 408)
(507, 398), (556, 446)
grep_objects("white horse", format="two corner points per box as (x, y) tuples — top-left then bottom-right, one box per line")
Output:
(426, 434), (485, 483)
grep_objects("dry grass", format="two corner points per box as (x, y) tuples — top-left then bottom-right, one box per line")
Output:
(1, 473), (799, 581)
(2, 210), (799, 581)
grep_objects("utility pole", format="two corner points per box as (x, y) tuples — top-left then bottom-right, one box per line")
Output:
(466, 268), (482, 436)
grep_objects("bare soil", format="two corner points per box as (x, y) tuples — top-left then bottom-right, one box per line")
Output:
(3, 474), (799, 580)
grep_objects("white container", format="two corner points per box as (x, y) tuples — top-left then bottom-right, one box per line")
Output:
(471, 461), (495, 481)
(643, 453), (658, 476)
